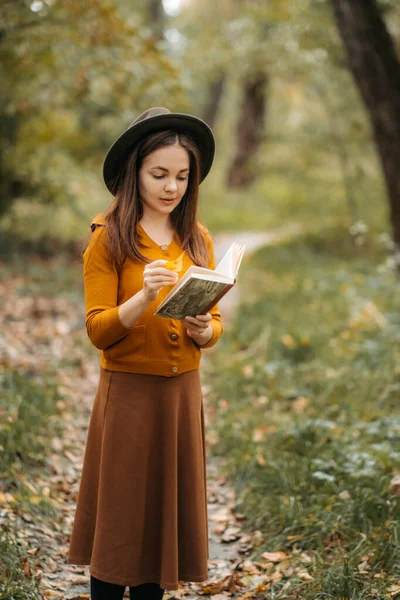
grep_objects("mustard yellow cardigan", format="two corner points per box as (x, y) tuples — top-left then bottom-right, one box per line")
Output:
(83, 214), (223, 377)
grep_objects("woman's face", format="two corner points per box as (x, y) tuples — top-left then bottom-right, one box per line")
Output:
(138, 142), (190, 219)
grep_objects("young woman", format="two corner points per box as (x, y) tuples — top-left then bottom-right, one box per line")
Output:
(66, 107), (223, 600)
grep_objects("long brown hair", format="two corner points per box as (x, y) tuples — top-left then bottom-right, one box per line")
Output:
(84, 130), (210, 273)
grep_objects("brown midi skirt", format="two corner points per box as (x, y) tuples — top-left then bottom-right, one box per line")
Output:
(66, 367), (209, 590)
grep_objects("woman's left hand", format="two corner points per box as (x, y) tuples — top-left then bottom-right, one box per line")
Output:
(184, 313), (213, 344)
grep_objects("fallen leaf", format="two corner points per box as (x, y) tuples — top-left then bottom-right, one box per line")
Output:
(221, 526), (241, 542)
(389, 475), (400, 497)
(261, 551), (288, 562)
(42, 590), (63, 598)
(297, 570), (314, 581)
(240, 560), (261, 574)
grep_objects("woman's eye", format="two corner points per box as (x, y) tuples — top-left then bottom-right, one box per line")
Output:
(153, 175), (188, 181)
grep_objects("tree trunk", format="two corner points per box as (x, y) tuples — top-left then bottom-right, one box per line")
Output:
(331, 0), (400, 258)
(148, 0), (165, 39)
(226, 71), (268, 188)
(202, 73), (226, 129)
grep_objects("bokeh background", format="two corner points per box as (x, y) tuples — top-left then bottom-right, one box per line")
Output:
(2, 0), (399, 241)
(1, 1), (400, 599)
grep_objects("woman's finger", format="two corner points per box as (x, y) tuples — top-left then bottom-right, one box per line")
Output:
(148, 282), (177, 291)
(185, 315), (210, 325)
(145, 268), (174, 277)
(146, 275), (177, 282)
(148, 259), (169, 267)
(184, 314), (211, 322)
(185, 320), (208, 332)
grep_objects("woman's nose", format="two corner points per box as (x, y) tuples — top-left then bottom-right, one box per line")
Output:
(165, 179), (178, 192)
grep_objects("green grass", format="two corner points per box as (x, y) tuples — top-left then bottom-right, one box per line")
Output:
(204, 226), (400, 598)
(0, 252), (89, 597)
(0, 368), (63, 481)
(0, 516), (43, 600)
(0, 366), (65, 597)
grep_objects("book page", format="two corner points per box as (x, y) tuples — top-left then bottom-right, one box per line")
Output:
(215, 243), (246, 279)
(234, 244), (246, 276)
(215, 245), (234, 278)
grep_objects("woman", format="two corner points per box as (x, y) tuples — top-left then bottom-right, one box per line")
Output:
(66, 107), (223, 600)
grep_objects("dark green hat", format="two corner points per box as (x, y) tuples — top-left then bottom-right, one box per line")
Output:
(103, 107), (215, 195)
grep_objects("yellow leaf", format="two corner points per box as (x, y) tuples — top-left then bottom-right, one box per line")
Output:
(165, 251), (185, 272)
(0, 492), (15, 503)
(252, 427), (266, 442)
(282, 334), (296, 348)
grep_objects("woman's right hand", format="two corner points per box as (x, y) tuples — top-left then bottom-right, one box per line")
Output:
(142, 259), (179, 303)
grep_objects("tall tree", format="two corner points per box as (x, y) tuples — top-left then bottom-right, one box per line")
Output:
(331, 0), (400, 258)
(148, 0), (165, 40)
(226, 71), (268, 188)
(224, 0), (271, 189)
(202, 72), (227, 129)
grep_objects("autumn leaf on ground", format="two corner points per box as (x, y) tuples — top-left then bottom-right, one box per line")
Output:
(261, 551), (289, 562)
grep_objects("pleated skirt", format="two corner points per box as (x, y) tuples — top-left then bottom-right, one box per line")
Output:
(66, 367), (209, 590)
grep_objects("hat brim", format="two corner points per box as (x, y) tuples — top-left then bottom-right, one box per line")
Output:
(103, 113), (215, 195)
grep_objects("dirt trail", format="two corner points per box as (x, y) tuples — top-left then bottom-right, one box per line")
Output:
(212, 224), (299, 327)
(3, 226), (295, 599)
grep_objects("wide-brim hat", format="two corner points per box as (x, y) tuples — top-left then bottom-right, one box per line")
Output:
(103, 107), (215, 195)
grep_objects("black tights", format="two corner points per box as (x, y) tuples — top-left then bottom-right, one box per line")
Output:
(90, 574), (165, 600)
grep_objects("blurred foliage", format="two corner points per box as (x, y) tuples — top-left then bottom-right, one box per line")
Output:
(0, 0), (399, 242)
(178, 0), (399, 234)
(0, 0), (188, 218)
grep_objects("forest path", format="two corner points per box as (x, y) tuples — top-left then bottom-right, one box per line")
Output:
(19, 224), (298, 600)
(194, 224), (300, 598)
(211, 224), (300, 327)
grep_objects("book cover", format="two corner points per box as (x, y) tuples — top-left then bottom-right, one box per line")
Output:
(154, 241), (245, 320)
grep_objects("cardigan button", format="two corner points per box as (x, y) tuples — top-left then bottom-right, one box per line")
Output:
(170, 333), (178, 340)
(171, 366), (178, 373)
(161, 244), (168, 250)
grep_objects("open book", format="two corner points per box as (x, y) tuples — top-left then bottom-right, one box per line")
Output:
(154, 242), (246, 320)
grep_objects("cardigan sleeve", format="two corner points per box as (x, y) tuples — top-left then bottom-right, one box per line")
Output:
(83, 225), (134, 350)
(195, 230), (224, 349)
